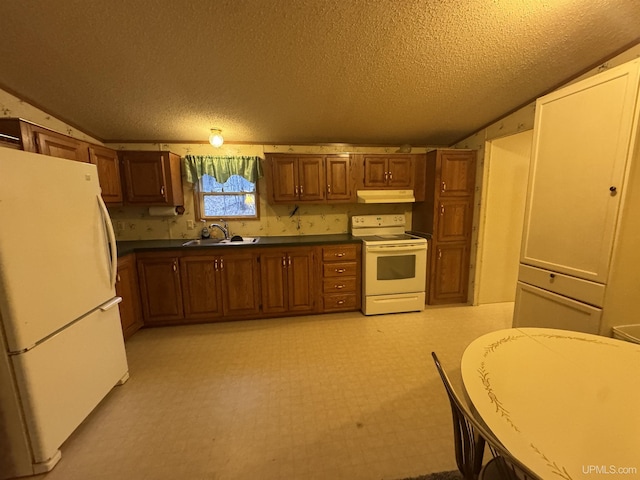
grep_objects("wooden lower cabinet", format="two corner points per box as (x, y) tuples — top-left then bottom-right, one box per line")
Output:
(260, 248), (316, 314)
(320, 244), (361, 312)
(137, 252), (183, 325)
(115, 254), (144, 340)
(429, 242), (469, 305)
(219, 252), (262, 317)
(133, 243), (360, 326)
(180, 255), (224, 320)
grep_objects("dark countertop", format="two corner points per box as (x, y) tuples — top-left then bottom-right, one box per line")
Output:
(117, 234), (361, 257)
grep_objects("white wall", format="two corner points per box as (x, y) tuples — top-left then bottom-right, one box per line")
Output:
(476, 131), (532, 304)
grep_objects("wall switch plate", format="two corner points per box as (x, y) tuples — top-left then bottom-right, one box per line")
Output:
(116, 221), (125, 231)
(187, 220), (195, 230)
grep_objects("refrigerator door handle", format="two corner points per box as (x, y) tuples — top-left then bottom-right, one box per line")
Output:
(99, 297), (123, 311)
(97, 194), (118, 287)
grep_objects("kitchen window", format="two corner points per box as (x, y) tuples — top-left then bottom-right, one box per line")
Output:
(195, 173), (258, 219)
(184, 155), (263, 220)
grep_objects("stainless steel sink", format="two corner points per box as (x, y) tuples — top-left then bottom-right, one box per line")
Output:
(182, 238), (222, 247)
(182, 237), (260, 246)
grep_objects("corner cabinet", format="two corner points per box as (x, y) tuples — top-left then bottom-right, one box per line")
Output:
(120, 150), (184, 206)
(265, 154), (354, 204)
(115, 254), (144, 339)
(0, 118), (123, 205)
(412, 149), (476, 305)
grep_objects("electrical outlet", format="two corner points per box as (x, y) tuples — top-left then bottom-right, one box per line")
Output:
(187, 220), (195, 230)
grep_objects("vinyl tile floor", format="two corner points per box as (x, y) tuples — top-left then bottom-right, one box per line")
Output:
(38, 302), (513, 480)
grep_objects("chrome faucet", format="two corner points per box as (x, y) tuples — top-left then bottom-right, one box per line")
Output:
(209, 219), (230, 239)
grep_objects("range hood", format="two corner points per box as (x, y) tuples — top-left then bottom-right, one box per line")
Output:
(356, 189), (415, 203)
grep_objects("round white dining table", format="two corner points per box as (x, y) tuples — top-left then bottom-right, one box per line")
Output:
(461, 328), (640, 479)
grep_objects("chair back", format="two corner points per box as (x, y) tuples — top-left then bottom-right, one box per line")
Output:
(432, 352), (485, 480)
(431, 352), (541, 480)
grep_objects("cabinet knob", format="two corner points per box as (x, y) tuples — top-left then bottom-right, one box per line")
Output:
(219, 258), (224, 270)
(116, 274), (121, 283)
(172, 261), (177, 272)
(609, 186), (617, 194)
(282, 256), (287, 267)
(160, 185), (166, 196)
(335, 268), (346, 273)
(327, 184), (332, 194)
(441, 181), (447, 192)
(299, 185), (304, 196)
(214, 259), (219, 270)
(334, 284), (345, 289)
(337, 300), (345, 305)
(335, 252), (345, 257)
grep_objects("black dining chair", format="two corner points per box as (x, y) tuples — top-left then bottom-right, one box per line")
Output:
(431, 352), (541, 480)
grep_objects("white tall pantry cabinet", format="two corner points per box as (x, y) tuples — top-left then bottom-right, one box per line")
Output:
(513, 59), (640, 336)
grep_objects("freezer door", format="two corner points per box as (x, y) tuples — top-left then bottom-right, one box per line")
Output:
(0, 149), (117, 352)
(10, 303), (128, 465)
(513, 281), (602, 334)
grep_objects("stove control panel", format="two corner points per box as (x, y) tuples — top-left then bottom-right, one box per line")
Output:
(351, 214), (406, 228)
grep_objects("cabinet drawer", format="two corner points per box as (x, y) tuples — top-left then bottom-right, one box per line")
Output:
(323, 262), (358, 277)
(518, 264), (605, 307)
(322, 245), (358, 262)
(323, 277), (356, 294)
(323, 294), (357, 311)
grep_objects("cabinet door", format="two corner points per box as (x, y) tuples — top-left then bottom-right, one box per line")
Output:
(260, 252), (288, 314)
(180, 255), (223, 320)
(520, 67), (635, 283)
(435, 198), (473, 243)
(326, 156), (352, 201)
(363, 157), (388, 187)
(287, 250), (316, 312)
(137, 255), (183, 324)
(115, 255), (144, 340)
(34, 130), (90, 163)
(439, 150), (476, 196)
(388, 157), (413, 188)
(89, 145), (123, 205)
(219, 252), (261, 317)
(513, 282), (602, 334)
(271, 157), (299, 202)
(298, 157), (325, 201)
(121, 152), (168, 204)
(430, 243), (469, 304)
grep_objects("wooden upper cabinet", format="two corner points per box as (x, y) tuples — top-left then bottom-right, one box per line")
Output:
(33, 129), (90, 163)
(362, 155), (413, 189)
(325, 155), (353, 201)
(120, 150), (184, 206)
(268, 155), (325, 203)
(439, 150), (477, 196)
(363, 157), (388, 187)
(435, 198), (474, 243)
(89, 145), (123, 205)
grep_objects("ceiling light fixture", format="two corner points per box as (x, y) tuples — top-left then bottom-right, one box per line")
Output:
(209, 128), (224, 148)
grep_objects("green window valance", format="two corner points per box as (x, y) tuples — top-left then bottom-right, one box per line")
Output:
(183, 155), (263, 184)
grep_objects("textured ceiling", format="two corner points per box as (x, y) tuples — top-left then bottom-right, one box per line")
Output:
(0, 1), (639, 146)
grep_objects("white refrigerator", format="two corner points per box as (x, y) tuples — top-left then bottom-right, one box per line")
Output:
(0, 148), (129, 478)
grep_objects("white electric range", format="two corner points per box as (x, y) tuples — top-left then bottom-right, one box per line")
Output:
(351, 214), (427, 315)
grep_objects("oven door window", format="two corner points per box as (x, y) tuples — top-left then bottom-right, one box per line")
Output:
(377, 254), (416, 280)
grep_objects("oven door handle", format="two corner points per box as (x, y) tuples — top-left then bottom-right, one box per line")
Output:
(366, 244), (426, 253)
